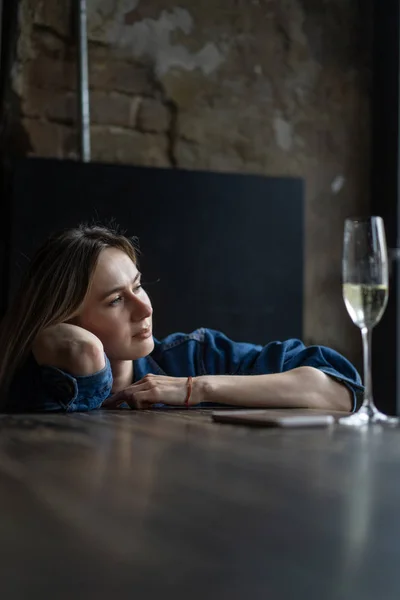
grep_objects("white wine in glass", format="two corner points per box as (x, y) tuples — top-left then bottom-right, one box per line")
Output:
(343, 283), (388, 329)
(340, 217), (398, 426)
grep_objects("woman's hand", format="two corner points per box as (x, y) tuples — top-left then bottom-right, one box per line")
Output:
(32, 322), (105, 376)
(102, 374), (197, 409)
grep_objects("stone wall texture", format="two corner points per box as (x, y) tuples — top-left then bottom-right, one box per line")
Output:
(6, 0), (372, 363)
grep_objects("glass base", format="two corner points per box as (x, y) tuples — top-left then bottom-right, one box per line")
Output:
(339, 405), (399, 427)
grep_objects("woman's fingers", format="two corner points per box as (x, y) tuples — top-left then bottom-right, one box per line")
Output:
(104, 388), (160, 410)
(103, 375), (189, 409)
(102, 376), (157, 409)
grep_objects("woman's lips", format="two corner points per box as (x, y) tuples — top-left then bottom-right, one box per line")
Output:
(133, 328), (152, 339)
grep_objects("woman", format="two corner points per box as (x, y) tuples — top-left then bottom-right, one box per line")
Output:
(0, 224), (362, 413)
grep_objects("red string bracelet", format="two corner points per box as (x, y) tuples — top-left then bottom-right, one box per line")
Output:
(184, 376), (193, 408)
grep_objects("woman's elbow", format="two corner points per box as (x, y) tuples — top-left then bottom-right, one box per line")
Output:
(301, 367), (353, 412)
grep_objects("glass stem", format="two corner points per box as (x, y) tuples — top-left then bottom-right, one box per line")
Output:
(361, 326), (376, 414)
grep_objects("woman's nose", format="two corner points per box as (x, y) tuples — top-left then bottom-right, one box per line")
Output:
(130, 293), (153, 320)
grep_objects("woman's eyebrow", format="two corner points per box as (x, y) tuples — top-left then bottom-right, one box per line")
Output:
(100, 272), (141, 300)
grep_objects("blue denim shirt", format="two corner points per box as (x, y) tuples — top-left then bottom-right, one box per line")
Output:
(7, 328), (363, 413)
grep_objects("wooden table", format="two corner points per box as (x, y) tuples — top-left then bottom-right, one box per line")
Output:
(1, 409), (400, 599)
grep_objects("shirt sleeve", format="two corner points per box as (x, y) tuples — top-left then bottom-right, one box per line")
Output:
(7, 353), (114, 412)
(201, 329), (364, 412)
(38, 355), (114, 412)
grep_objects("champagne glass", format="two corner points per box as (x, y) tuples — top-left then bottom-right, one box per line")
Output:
(340, 217), (399, 426)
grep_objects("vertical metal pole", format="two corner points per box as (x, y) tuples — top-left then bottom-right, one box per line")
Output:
(77, 0), (91, 162)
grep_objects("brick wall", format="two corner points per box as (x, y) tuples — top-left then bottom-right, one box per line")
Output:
(4, 0), (373, 361)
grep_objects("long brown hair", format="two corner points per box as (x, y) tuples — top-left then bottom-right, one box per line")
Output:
(0, 223), (138, 407)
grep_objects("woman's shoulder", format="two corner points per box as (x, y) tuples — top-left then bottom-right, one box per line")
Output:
(147, 328), (227, 377)
(147, 328), (295, 378)
(153, 328), (207, 351)
(152, 328), (258, 352)
(152, 328), (294, 353)
(149, 328), (264, 375)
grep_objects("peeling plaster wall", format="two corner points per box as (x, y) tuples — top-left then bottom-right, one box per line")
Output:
(6, 0), (372, 361)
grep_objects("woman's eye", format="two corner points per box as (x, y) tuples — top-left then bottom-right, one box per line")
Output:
(109, 296), (123, 306)
(108, 285), (142, 306)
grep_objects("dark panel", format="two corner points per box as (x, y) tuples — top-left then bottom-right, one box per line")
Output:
(371, 0), (400, 415)
(5, 158), (304, 345)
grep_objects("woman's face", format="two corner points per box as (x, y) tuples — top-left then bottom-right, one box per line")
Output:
(75, 247), (154, 361)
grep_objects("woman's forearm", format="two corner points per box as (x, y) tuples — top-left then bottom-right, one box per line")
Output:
(194, 367), (352, 412)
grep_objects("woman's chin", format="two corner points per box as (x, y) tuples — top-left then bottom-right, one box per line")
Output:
(106, 336), (154, 361)
(131, 336), (155, 358)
